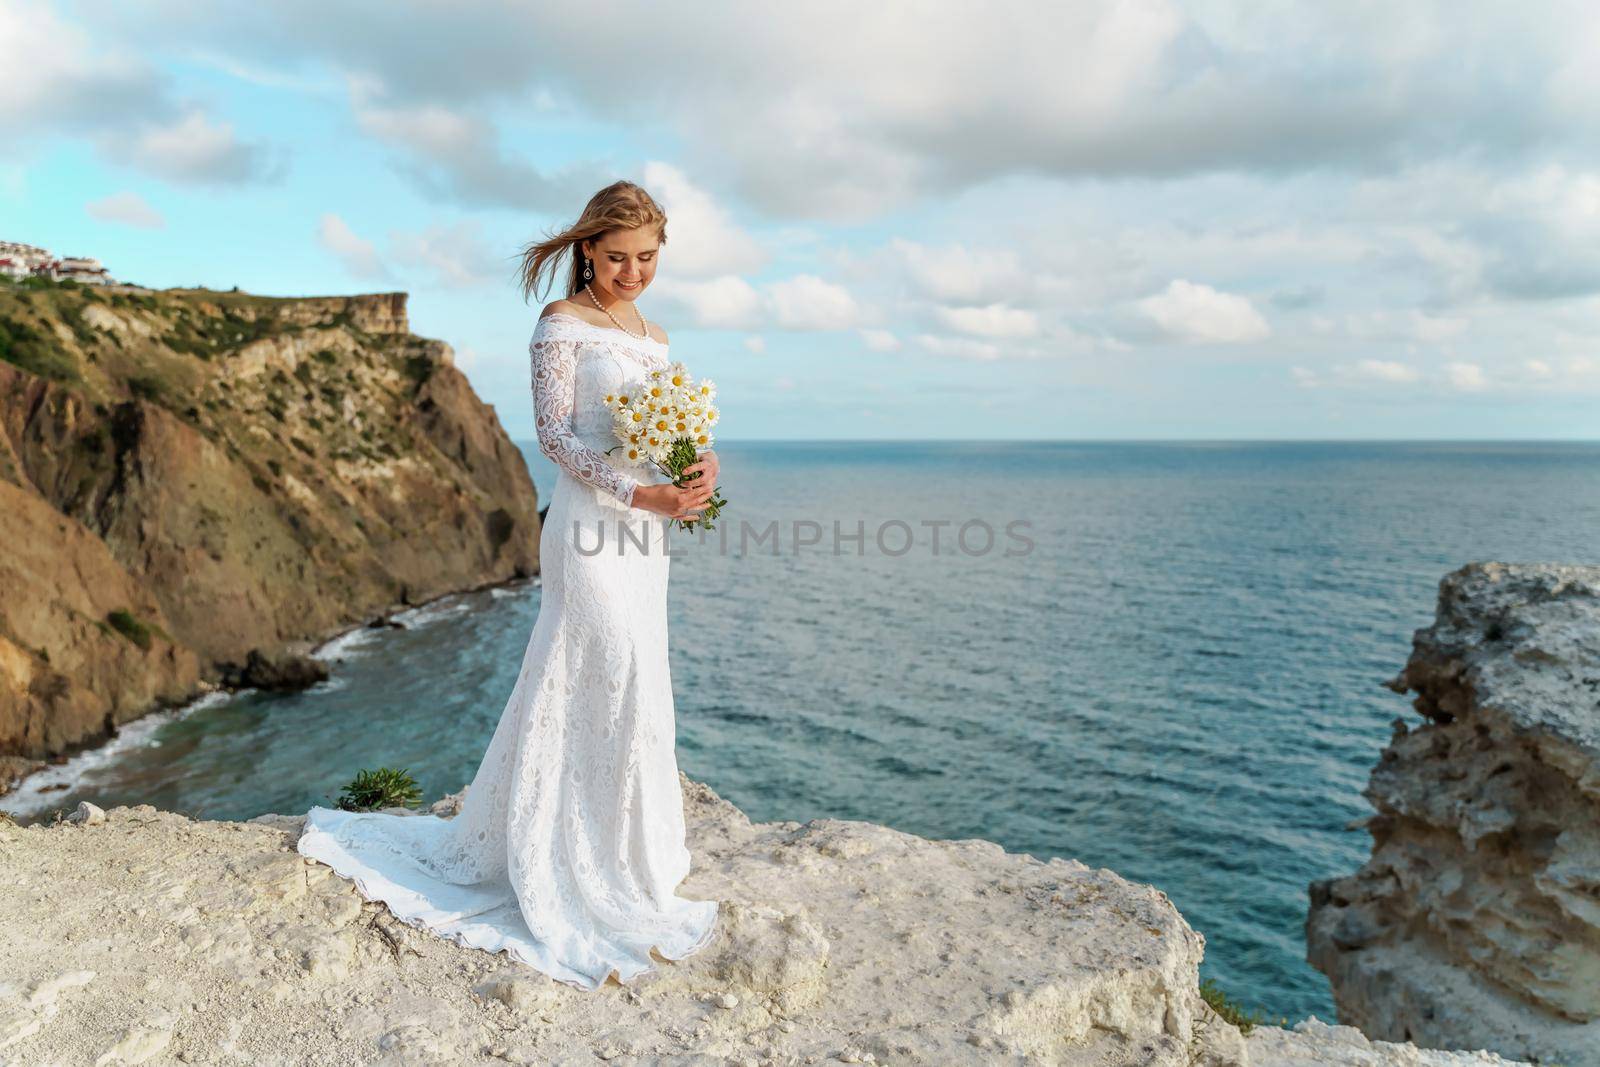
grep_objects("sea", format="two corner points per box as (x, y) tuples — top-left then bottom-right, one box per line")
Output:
(6, 439), (1599, 1024)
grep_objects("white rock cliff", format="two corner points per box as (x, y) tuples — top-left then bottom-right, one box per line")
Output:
(1308, 561), (1600, 1063)
(2, 771), (1530, 1065)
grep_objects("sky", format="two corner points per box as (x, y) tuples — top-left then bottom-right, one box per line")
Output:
(5, 0), (1600, 441)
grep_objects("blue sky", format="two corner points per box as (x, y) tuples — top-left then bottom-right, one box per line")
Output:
(6, 1), (1600, 440)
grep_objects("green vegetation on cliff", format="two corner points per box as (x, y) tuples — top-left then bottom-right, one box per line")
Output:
(0, 308), (78, 383)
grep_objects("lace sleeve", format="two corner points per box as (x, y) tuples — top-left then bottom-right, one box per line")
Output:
(530, 319), (638, 508)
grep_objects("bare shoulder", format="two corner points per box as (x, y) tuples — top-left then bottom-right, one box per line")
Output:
(649, 321), (669, 345)
(539, 298), (581, 322)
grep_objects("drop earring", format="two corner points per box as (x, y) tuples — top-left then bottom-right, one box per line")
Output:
(582, 255), (593, 282)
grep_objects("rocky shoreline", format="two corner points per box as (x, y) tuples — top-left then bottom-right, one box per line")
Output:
(0, 572), (538, 812)
(0, 775), (1531, 1066)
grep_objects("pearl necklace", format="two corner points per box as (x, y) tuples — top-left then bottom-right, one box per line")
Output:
(585, 283), (650, 340)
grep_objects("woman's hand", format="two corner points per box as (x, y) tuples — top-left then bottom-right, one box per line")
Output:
(683, 450), (719, 488)
(633, 476), (716, 521)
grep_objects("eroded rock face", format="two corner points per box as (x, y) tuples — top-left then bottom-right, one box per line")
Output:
(0, 478), (200, 763)
(0, 286), (541, 774)
(1308, 562), (1600, 1062)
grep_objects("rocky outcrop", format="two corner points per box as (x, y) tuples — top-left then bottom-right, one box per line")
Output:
(1308, 562), (1600, 1063)
(0, 774), (1525, 1065)
(0, 284), (541, 775)
(0, 773), (1250, 1065)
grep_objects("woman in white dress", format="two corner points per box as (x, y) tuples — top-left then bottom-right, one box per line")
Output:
(296, 181), (721, 992)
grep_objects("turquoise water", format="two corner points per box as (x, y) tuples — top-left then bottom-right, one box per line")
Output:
(8, 440), (1600, 1023)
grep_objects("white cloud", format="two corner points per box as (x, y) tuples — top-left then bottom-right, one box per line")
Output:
(653, 275), (764, 330)
(655, 270), (868, 333)
(316, 214), (389, 279)
(180, 48), (341, 96)
(890, 239), (1029, 303)
(101, 108), (281, 185)
(931, 303), (1040, 339)
(0, 1), (149, 132)
(1445, 361), (1488, 392)
(743, 336), (766, 354)
(765, 274), (861, 330)
(1351, 163), (1600, 303)
(86, 191), (164, 229)
(60, 3), (1600, 220)
(160, 4), (1600, 216)
(1138, 280), (1270, 344)
(860, 328), (901, 352)
(2, 2), (280, 185)
(389, 220), (505, 288)
(347, 74), (602, 211)
(1354, 359), (1421, 383)
(641, 161), (766, 279)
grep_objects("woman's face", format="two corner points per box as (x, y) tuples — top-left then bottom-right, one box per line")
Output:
(583, 228), (659, 303)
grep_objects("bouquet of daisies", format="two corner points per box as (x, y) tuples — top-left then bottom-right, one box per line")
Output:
(603, 360), (729, 531)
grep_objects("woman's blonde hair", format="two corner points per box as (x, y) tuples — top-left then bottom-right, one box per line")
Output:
(515, 180), (668, 305)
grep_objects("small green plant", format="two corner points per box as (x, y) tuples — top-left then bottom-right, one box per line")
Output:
(336, 767), (423, 812)
(105, 608), (152, 650)
(1198, 977), (1277, 1035)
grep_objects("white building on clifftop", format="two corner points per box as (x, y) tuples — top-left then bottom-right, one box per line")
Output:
(0, 241), (117, 285)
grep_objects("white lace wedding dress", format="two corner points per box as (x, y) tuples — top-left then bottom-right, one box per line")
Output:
(295, 311), (719, 991)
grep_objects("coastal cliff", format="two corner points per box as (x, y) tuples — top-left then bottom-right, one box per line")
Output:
(0, 284), (541, 785)
(1308, 562), (1600, 1062)
(0, 776), (1531, 1065)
